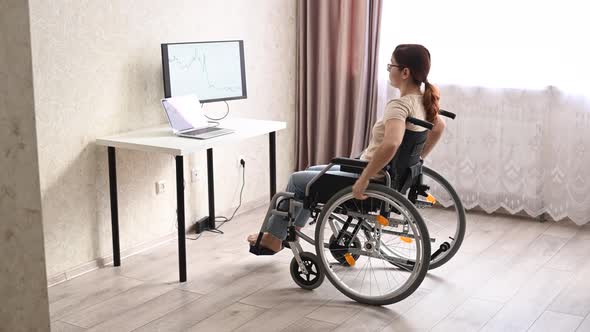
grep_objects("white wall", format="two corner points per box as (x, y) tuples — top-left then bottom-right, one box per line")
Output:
(28, 0), (297, 280)
(0, 0), (51, 329)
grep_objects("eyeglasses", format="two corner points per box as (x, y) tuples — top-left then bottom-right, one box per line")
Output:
(387, 64), (403, 71)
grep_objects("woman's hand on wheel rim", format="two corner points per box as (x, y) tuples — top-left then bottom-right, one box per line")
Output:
(352, 177), (369, 200)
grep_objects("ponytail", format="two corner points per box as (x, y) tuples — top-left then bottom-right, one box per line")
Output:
(393, 44), (439, 122)
(422, 81), (440, 123)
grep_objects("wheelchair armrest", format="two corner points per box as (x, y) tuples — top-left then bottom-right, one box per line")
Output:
(331, 157), (391, 175)
(331, 157), (368, 168)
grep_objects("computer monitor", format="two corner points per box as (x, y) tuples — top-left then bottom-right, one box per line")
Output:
(161, 40), (247, 103)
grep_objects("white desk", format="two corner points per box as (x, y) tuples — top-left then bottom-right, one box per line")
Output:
(96, 117), (287, 282)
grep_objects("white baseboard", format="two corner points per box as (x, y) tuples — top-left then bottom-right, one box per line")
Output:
(47, 232), (177, 287)
(47, 199), (269, 288)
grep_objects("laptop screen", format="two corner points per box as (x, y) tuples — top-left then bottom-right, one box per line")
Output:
(161, 95), (207, 132)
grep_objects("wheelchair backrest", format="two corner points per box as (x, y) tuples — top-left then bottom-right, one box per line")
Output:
(388, 129), (428, 193)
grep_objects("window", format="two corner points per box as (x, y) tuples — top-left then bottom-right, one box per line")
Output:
(378, 0), (589, 95)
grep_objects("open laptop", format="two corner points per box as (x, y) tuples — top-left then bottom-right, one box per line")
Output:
(161, 95), (234, 139)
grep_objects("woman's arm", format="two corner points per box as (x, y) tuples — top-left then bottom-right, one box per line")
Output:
(420, 115), (446, 159)
(352, 119), (405, 199)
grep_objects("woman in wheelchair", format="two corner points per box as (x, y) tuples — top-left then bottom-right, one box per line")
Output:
(247, 44), (445, 254)
(247, 44), (466, 305)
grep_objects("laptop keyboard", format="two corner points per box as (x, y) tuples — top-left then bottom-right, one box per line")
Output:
(182, 127), (224, 136)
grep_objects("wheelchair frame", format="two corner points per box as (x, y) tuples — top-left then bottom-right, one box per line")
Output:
(272, 166), (393, 275)
(250, 110), (461, 304)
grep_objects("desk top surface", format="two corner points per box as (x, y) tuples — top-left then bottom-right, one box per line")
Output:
(96, 117), (287, 155)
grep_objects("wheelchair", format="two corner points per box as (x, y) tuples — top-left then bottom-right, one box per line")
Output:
(250, 110), (466, 306)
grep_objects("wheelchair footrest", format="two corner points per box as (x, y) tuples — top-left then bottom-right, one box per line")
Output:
(249, 244), (278, 256)
(415, 199), (435, 208)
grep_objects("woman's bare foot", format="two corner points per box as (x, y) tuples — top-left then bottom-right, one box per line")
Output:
(247, 232), (282, 252)
(246, 233), (258, 244)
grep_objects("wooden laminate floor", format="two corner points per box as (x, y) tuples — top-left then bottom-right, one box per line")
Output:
(49, 206), (590, 332)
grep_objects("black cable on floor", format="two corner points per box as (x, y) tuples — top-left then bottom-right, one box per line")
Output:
(209, 163), (246, 234)
(177, 162), (246, 239)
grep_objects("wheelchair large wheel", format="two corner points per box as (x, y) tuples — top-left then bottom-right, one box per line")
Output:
(410, 166), (466, 269)
(314, 184), (431, 306)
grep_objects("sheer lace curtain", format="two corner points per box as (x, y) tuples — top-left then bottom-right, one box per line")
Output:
(378, 0), (590, 224)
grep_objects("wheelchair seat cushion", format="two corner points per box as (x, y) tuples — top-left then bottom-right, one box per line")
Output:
(307, 172), (386, 206)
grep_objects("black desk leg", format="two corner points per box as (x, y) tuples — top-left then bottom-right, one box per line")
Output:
(175, 155), (187, 282)
(195, 148), (216, 234)
(269, 131), (277, 200)
(207, 148), (216, 230)
(108, 147), (121, 267)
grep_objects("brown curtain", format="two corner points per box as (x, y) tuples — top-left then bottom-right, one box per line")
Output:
(296, 0), (383, 170)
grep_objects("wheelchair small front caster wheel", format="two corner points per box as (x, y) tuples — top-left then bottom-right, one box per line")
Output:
(290, 252), (324, 290)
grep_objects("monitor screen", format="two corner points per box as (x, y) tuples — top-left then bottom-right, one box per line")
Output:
(161, 40), (247, 103)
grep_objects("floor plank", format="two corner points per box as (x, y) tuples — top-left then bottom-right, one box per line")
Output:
(430, 298), (504, 332)
(85, 289), (201, 332)
(528, 311), (584, 332)
(474, 233), (569, 303)
(282, 317), (338, 332)
(185, 302), (266, 332)
(50, 321), (86, 332)
(233, 293), (332, 332)
(480, 268), (574, 332)
(60, 282), (174, 328)
(546, 234), (590, 272)
(305, 294), (366, 325)
(49, 273), (143, 321)
(134, 263), (289, 331)
(549, 262), (590, 317)
(344, 288), (430, 332)
(577, 314), (590, 332)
